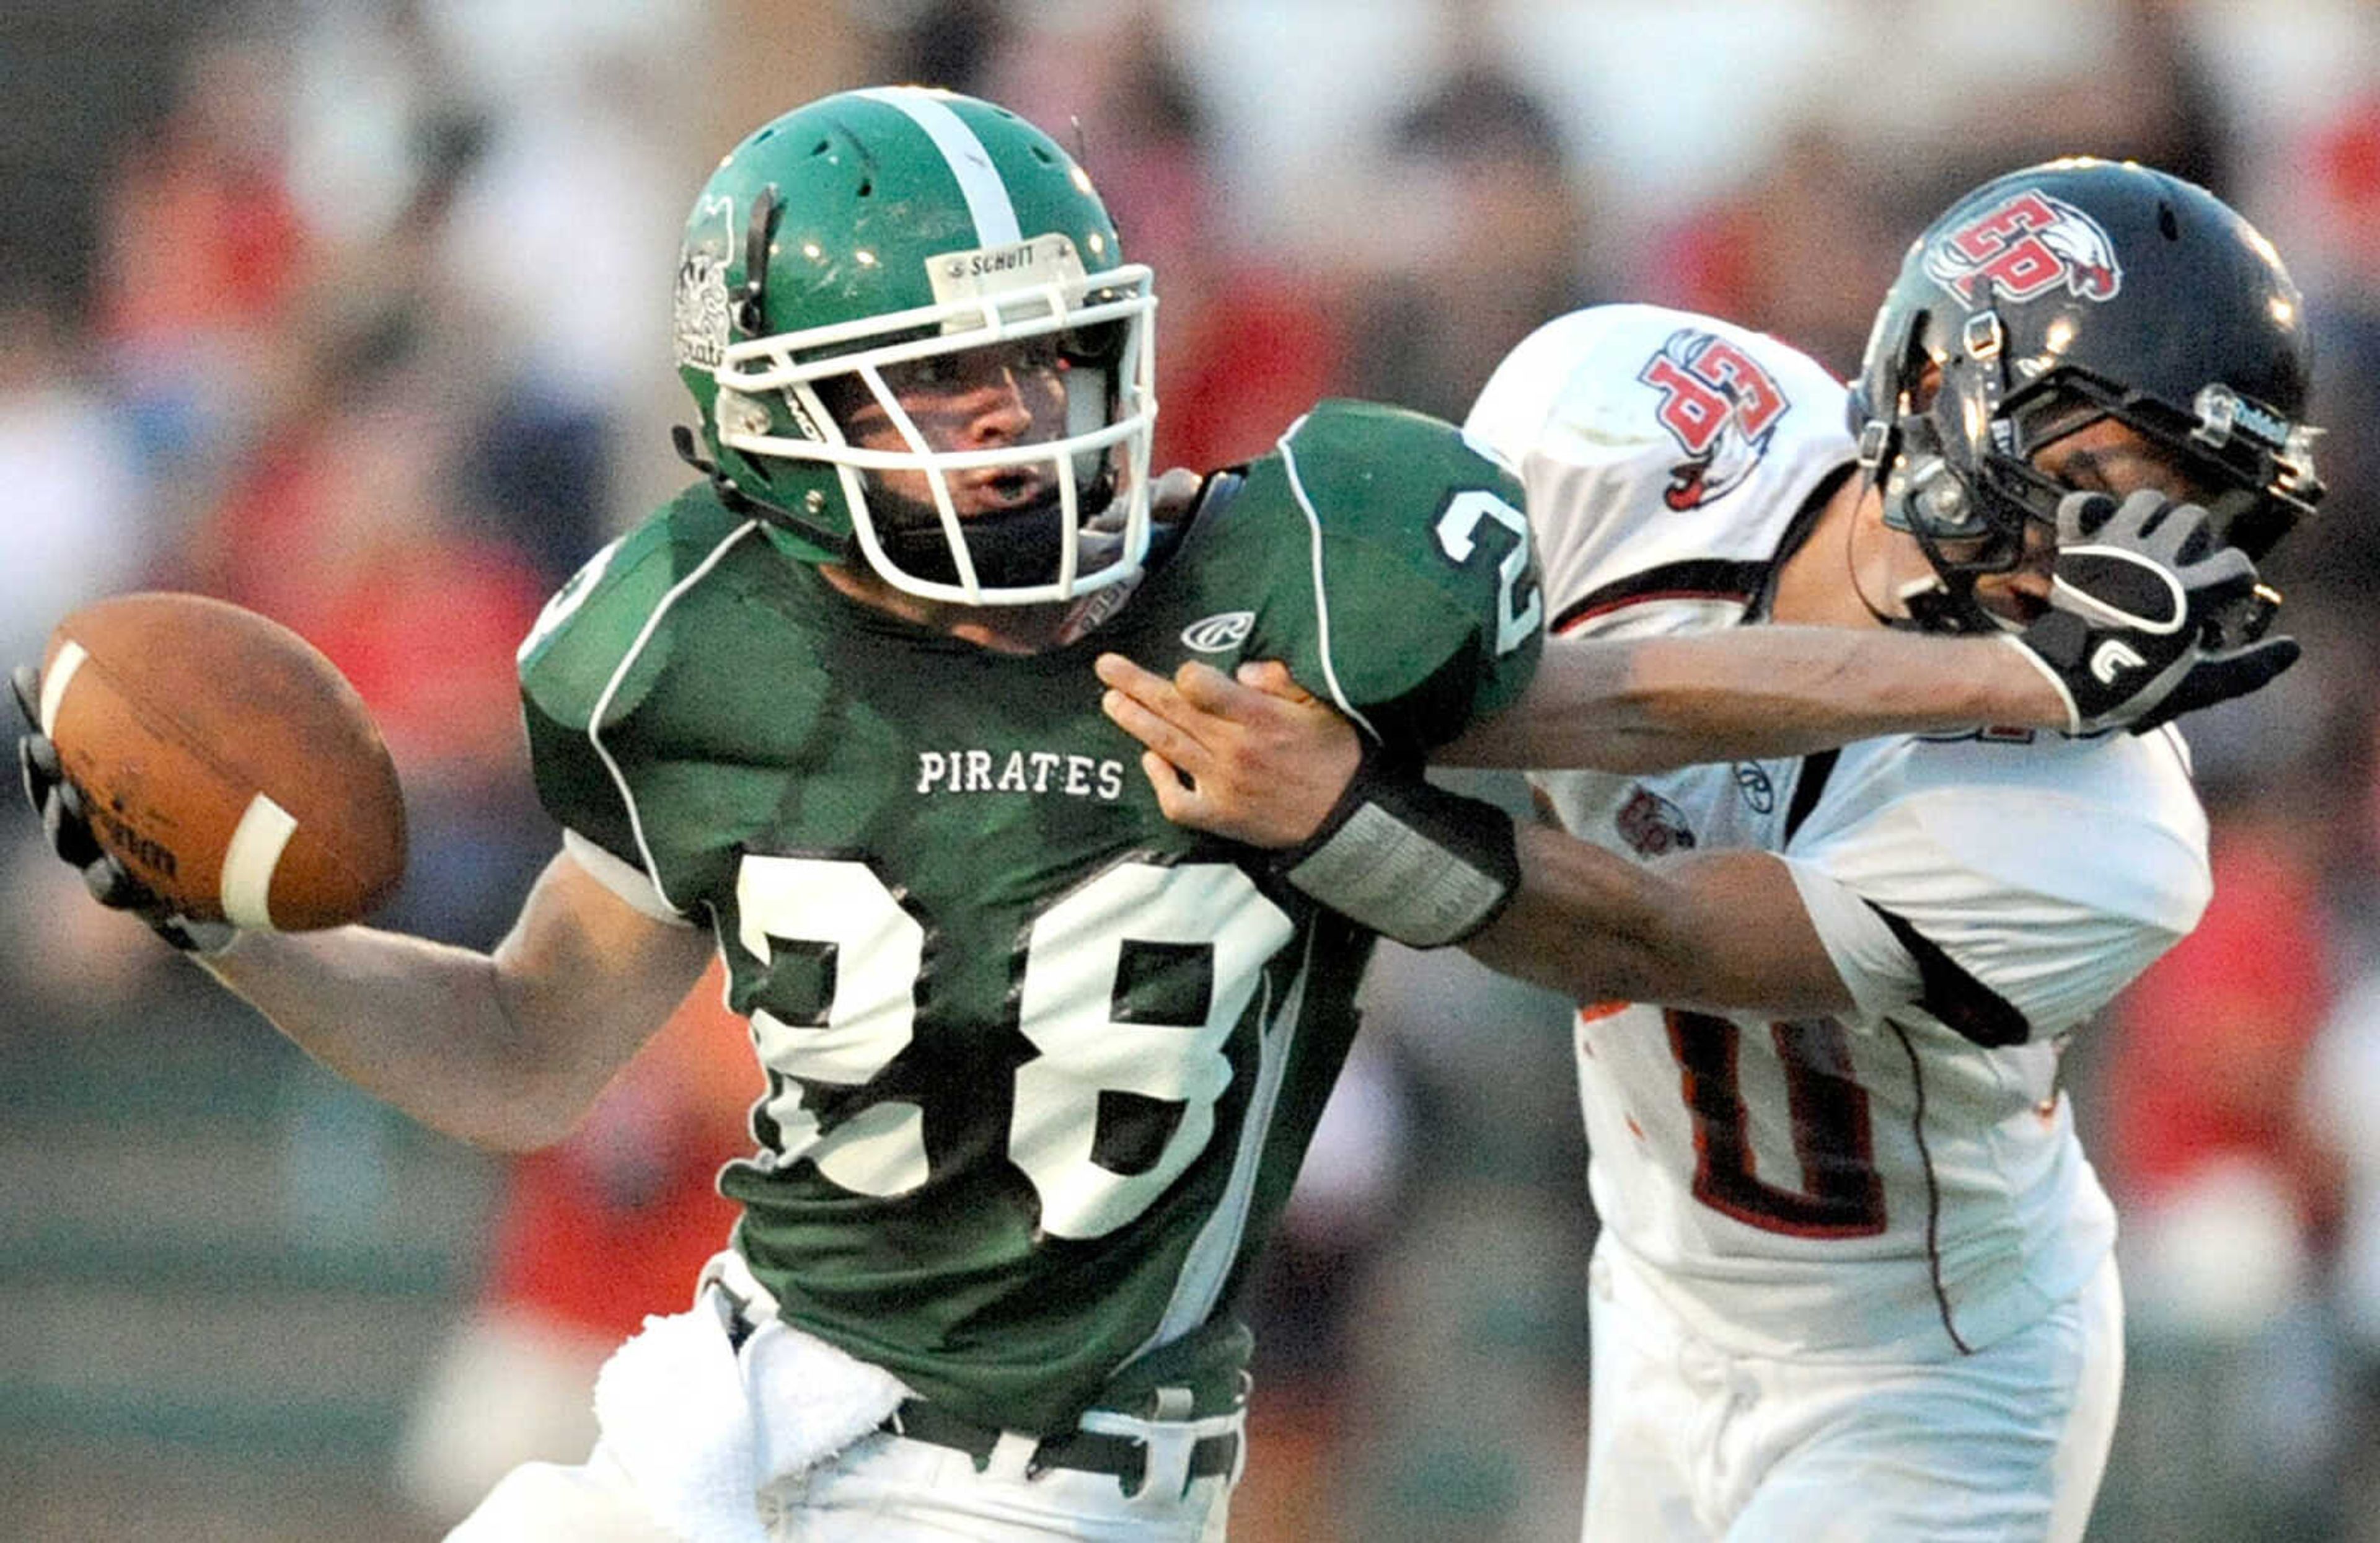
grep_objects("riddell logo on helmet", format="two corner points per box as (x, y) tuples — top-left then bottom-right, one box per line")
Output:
(1923, 190), (2123, 308)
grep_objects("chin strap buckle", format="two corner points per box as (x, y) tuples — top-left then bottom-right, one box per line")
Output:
(1896, 576), (1996, 635)
(1960, 309), (2004, 360)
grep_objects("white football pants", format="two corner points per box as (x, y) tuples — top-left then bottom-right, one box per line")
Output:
(449, 1426), (1237, 1542)
(1581, 1241), (2123, 1542)
(446, 1254), (1240, 1543)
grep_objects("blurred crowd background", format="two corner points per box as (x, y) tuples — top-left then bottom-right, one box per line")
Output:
(3, 1), (2379, 1538)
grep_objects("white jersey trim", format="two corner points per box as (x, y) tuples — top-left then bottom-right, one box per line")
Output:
(1276, 415), (1381, 743)
(1134, 929), (1313, 1358)
(586, 519), (764, 918)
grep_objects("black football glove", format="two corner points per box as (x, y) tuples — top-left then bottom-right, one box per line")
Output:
(2009, 489), (2297, 736)
(12, 665), (238, 954)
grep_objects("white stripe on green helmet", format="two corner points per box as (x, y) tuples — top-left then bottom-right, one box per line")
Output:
(853, 86), (1024, 247)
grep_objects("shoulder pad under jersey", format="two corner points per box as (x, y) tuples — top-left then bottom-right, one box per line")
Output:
(518, 484), (759, 733)
(1215, 399), (1544, 746)
(1465, 305), (1858, 635)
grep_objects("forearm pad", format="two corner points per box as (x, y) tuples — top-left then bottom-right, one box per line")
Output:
(1271, 750), (1520, 948)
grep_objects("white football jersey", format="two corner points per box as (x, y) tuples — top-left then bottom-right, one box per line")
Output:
(1466, 305), (2213, 1361)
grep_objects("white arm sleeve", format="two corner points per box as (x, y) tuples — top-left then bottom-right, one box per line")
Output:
(1779, 854), (1924, 1024)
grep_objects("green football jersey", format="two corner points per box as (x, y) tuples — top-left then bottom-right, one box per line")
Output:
(518, 399), (1542, 1434)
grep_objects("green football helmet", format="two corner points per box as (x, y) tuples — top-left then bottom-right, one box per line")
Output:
(672, 86), (1158, 606)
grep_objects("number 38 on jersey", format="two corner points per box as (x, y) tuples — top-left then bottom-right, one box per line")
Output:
(733, 854), (1292, 1241)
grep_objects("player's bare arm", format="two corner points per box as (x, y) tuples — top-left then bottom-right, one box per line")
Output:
(1099, 475), (2290, 849)
(1090, 629), (2077, 846)
(1094, 627), (2064, 840)
(196, 851), (714, 1151)
(12, 622), (715, 1154)
(1093, 608), (2136, 836)
(1093, 650), (1851, 1010)
(1474, 829), (1853, 1015)
(1439, 625), (2071, 771)
(1442, 505), (2288, 769)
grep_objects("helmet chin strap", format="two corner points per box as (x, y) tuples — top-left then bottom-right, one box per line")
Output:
(671, 424), (856, 557)
(1843, 460), (2004, 636)
(1846, 457), (1980, 633)
(867, 471), (1122, 591)
(1896, 579), (2004, 634)
(1858, 391), (2035, 636)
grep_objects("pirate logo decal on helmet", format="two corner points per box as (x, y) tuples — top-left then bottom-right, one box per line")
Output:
(673, 195), (736, 373)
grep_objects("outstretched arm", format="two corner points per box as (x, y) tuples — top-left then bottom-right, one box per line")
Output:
(1470, 827), (1853, 1015)
(1094, 653), (1851, 1009)
(1098, 484), (2296, 796)
(14, 659), (718, 1151)
(199, 850), (716, 1150)
(1091, 625), (2052, 842)
(1094, 632), (2061, 806)
(1435, 625), (2063, 772)
(1448, 487), (2296, 771)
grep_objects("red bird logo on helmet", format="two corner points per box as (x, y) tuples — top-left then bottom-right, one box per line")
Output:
(1923, 189), (2125, 307)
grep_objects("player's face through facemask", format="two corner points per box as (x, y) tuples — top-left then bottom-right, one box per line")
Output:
(832, 338), (1074, 519)
(811, 327), (1135, 598)
(1933, 416), (2223, 629)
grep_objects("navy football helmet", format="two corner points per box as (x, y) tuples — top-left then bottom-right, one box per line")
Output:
(1849, 159), (2323, 632)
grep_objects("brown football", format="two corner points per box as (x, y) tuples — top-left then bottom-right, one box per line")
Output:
(38, 592), (408, 931)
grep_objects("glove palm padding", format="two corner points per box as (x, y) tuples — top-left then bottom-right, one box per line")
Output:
(2010, 489), (2295, 735)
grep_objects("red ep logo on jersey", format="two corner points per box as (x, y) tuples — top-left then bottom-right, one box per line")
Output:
(1637, 329), (1791, 510)
(1922, 188), (2123, 307)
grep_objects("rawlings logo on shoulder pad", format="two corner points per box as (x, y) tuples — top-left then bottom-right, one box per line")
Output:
(1181, 611), (1255, 653)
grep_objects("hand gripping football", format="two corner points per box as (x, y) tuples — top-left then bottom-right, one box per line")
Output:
(37, 593), (408, 930)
